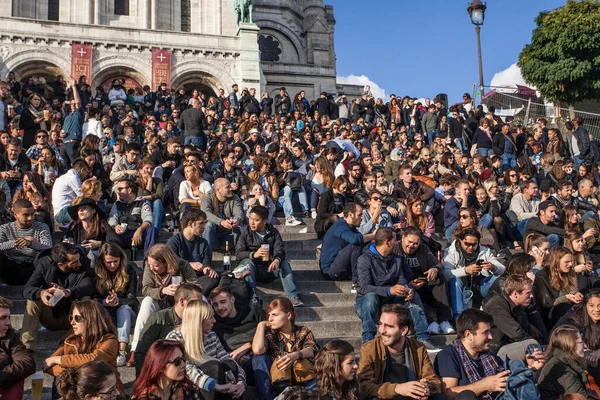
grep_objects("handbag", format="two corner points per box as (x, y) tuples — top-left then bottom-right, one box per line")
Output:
(285, 172), (304, 191)
(270, 357), (315, 385)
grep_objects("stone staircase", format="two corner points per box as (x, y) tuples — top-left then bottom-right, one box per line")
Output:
(4, 216), (455, 399)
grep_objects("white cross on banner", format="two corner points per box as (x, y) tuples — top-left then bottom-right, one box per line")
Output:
(152, 48), (172, 90)
(157, 53), (166, 62)
(77, 48), (87, 57)
(71, 44), (92, 82)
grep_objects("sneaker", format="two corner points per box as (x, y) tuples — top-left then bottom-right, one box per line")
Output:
(351, 283), (358, 293)
(311, 209), (317, 219)
(117, 350), (128, 367)
(440, 321), (456, 334)
(286, 216), (302, 226)
(427, 321), (441, 335)
(303, 210), (311, 219)
(290, 297), (304, 307)
(420, 339), (442, 352)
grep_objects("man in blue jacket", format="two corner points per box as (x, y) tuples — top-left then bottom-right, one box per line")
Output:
(319, 203), (377, 287)
(355, 228), (436, 349)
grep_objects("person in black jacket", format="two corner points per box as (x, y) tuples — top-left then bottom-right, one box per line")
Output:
(92, 242), (140, 367)
(20, 243), (94, 350)
(492, 124), (519, 170)
(313, 92), (332, 119)
(314, 177), (348, 239)
(177, 99), (208, 150)
(213, 149), (248, 196)
(150, 137), (182, 183)
(274, 87), (291, 116)
(210, 285), (265, 384)
(482, 275), (541, 361)
(235, 206), (303, 307)
(398, 226), (453, 335)
(0, 138), (32, 193)
(0, 295), (35, 399)
(523, 200), (563, 249)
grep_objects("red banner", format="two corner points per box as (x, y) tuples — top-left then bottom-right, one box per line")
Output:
(71, 44), (93, 82)
(152, 49), (172, 90)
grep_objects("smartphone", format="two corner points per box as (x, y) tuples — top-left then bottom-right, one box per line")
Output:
(414, 277), (427, 284)
(225, 370), (236, 384)
(476, 260), (484, 266)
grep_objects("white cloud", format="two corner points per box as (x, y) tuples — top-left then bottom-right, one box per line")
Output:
(490, 63), (529, 88)
(336, 74), (388, 99)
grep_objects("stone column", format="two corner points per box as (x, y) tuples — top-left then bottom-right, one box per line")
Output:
(237, 23), (262, 91)
(151, 0), (158, 30)
(215, 0), (222, 35)
(87, 0), (93, 24)
(144, 0), (151, 29)
(94, 0), (102, 25)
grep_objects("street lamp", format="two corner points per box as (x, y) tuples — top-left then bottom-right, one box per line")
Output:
(467, 0), (487, 96)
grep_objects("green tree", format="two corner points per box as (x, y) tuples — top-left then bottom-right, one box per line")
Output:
(518, 0), (600, 105)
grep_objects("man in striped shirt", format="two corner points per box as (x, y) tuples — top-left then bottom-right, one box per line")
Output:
(0, 199), (52, 285)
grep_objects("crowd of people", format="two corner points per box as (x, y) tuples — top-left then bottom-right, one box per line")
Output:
(1, 73), (600, 400)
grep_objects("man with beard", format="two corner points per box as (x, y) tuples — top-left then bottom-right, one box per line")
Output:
(358, 304), (443, 400)
(0, 199), (52, 285)
(398, 227), (454, 336)
(200, 178), (244, 256)
(210, 286), (265, 383)
(434, 309), (544, 399)
(21, 243), (94, 350)
(482, 275), (543, 361)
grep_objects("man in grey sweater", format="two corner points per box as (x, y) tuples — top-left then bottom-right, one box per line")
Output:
(0, 199), (52, 285)
(421, 104), (439, 146)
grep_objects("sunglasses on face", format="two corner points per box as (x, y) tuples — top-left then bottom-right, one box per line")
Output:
(462, 241), (478, 247)
(371, 197), (382, 201)
(69, 314), (84, 323)
(167, 356), (186, 367)
(459, 214), (471, 219)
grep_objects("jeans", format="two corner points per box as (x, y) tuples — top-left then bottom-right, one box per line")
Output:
(516, 218), (530, 240)
(252, 354), (316, 400)
(477, 147), (494, 157)
(152, 199), (164, 229)
(455, 138), (466, 152)
(479, 213), (493, 229)
(277, 186), (308, 218)
(239, 258), (299, 300)
(355, 292), (430, 343)
(547, 234), (561, 249)
(116, 304), (137, 344)
(54, 206), (72, 224)
(131, 297), (160, 350)
(202, 221), (240, 258)
(184, 135), (206, 151)
(309, 187), (321, 210)
(450, 277), (469, 319)
(582, 210), (597, 223)
(116, 226), (158, 259)
(502, 153), (517, 170)
(426, 130), (438, 146)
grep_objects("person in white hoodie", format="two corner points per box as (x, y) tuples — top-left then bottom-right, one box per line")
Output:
(443, 227), (505, 320)
(108, 79), (126, 106)
(82, 108), (104, 140)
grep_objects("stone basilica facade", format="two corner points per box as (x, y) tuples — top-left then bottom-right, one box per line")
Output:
(0, 0), (342, 100)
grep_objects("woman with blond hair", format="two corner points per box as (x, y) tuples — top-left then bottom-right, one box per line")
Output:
(534, 246), (584, 329)
(398, 194), (435, 238)
(129, 244), (198, 367)
(166, 299), (246, 399)
(313, 340), (359, 400)
(44, 300), (125, 398)
(93, 242), (139, 367)
(538, 325), (588, 399)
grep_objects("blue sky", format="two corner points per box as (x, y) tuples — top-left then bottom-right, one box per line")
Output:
(330, 0), (567, 103)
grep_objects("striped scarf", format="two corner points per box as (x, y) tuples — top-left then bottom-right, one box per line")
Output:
(452, 339), (505, 400)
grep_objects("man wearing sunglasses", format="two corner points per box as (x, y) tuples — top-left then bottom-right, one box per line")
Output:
(21, 243), (93, 350)
(443, 228), (505, 319)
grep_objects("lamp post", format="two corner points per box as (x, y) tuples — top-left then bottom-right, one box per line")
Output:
(467, 0), (487, 97)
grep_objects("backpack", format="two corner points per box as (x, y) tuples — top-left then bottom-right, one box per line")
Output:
(498, 358), (540, 400)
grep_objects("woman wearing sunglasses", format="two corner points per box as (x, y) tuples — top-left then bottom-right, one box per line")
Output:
(132, 339), (201, 400)
(357, 190), (393, 235)
(442, 228), (505, 319)
(56, 361), (118, 400)
(44, 300), (125, 398)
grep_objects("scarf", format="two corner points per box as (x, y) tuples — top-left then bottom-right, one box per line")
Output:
(452, 339), (504, 400)
(27, 103), (47, 131)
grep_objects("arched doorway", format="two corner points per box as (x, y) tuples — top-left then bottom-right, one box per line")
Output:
(171, 71), (220, 99)
(11, 61), (68, 89)
(92, 66), (149, 93)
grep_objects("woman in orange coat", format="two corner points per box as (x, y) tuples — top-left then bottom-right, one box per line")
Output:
(43, 300), (125, 398)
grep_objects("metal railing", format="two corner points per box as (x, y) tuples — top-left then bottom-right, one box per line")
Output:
(475, 84), (600, 138)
